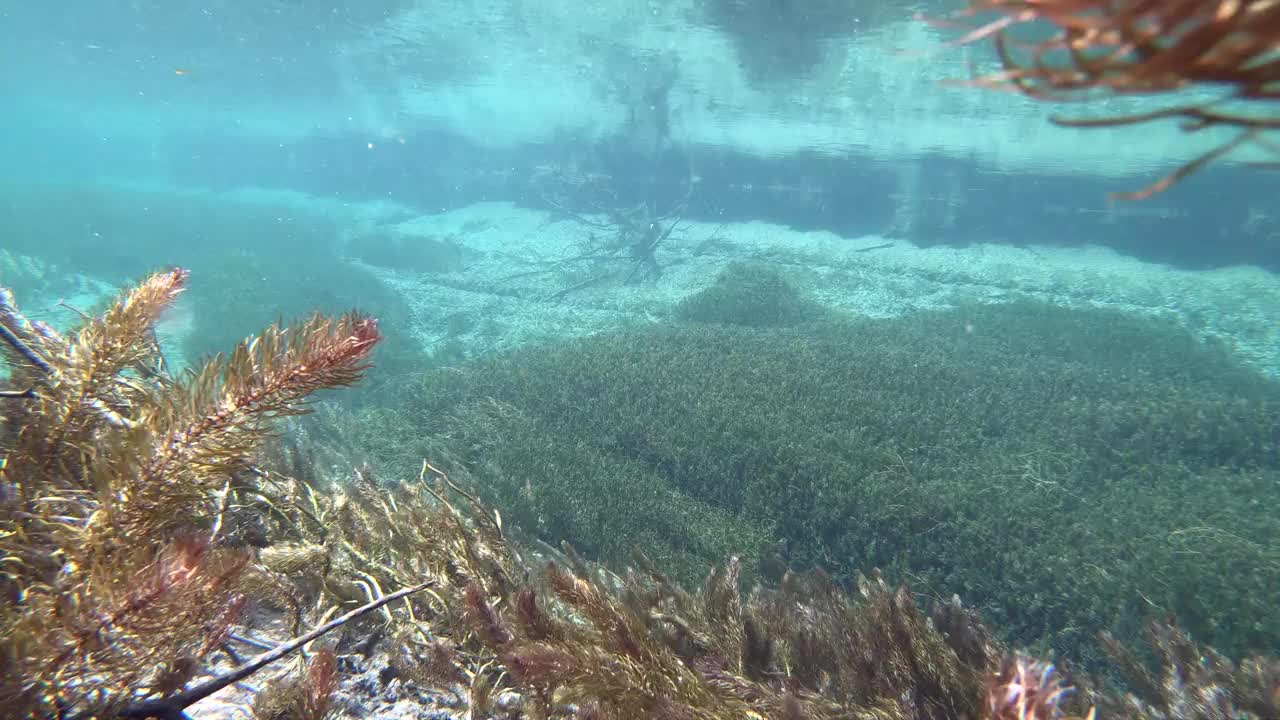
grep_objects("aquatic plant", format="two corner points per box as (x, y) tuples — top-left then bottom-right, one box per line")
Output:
(0, 268), (383, 717)
(0, 182), (422, 394)
(260, 440), (1270, 720)
(941, 0), (1280, 198)
(257, 447), (1089, 720)
(673, 262), (829, 328)
(1094, 620), (1280, 718)
(2, 269), (1276, 719)
(372, 302), (1280, 668)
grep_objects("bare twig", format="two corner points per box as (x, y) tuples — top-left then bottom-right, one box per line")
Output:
(97, 580), (435, 720)
(0, 321), (51, 374)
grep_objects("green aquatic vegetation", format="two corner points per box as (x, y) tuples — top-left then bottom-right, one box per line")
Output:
(375, 300), (1280, 666)
(674, 261), (830, 328)
(255, 433), (1279, 720)
(3, 269), (1275, 719)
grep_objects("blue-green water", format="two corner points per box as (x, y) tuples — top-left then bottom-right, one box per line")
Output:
(2, 0), (1278, 701)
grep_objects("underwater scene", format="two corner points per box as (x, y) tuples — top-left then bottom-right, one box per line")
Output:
(2, 2), (1278, 719)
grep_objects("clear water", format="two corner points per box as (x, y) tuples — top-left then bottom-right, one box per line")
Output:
(2, 0), (1277, 685)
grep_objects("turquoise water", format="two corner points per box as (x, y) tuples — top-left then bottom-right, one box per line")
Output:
(2, 0), (1277, 701)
